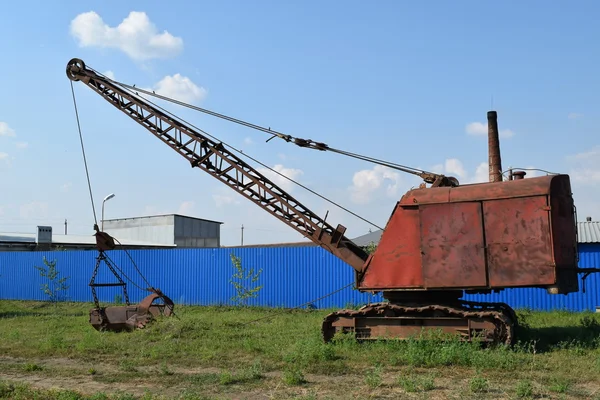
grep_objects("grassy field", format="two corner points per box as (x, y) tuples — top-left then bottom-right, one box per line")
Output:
(0, 300), (599, 399)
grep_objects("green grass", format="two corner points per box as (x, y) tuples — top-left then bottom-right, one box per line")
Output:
(0, 300), (599, 399)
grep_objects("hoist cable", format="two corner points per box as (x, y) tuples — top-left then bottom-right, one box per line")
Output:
(88, 67), (439, 180)
(71, 80), (163, 296)
(112, 237), (155, 290)
(70, 81), (98, 225)
(98, 72), (384, 231)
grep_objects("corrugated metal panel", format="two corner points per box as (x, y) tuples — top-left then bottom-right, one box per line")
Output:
(0, 247), (381, 308)
(0, 245), (598, 311)
(578, 221), (600, 244)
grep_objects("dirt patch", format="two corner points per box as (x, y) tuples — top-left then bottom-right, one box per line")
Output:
(1, 356), (599, 399)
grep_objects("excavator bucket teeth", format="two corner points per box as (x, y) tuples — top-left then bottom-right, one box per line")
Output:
(89, 290), (175, 332)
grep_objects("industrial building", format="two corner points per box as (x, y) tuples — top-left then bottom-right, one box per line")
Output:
(0, 226), (175, 252)
(103, 214), (222, 248)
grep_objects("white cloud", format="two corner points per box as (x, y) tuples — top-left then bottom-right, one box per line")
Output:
(103, 70), (116, 80)
(278, 153), (287, 160)
(568, 112), (583, 120)
(499, 129), (514, 138)
(212, 194), (240, 208)
(0, 122), (15, 137)
(19, 201), (49, 219)
(177, 200), (195, 215)
(15, 142), (28, 149)
(147, 74), (207, 104)
(473, 162), (489, 183)
(349, 165), (400, 204)
(70, 11), (183, 61)
(257, 164), (304, 193)
(520, 166), (546, 178)
(432, 159), (491, 184)
(431, 158), (468, 180)
(465, 122), (487, 136)
(244, 137), (254, 145)
(60, 182), (72, 193)
(465, 121), (514, 138)
(567, 146), (600, 183)
(444, 158), (467, 179)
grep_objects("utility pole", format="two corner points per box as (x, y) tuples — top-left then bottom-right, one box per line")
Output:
(64, 219), (68, 235)
(241, 224), (244, 246)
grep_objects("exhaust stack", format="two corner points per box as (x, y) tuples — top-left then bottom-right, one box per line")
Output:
(487, 110), (503, 183)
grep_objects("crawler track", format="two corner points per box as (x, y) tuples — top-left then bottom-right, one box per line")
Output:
(322, 301), (517, 346)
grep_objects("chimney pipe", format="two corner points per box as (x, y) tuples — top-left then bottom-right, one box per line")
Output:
(587, 216), (592, 222)
(487, 110), (503, 183)
(513, 171), (526, 180)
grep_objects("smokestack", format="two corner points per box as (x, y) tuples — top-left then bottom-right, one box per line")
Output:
(487, 110), (503, 183)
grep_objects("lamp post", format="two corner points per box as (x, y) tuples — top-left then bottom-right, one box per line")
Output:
(101, 193), (115, 231)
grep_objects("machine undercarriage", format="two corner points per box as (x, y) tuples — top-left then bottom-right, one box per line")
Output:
(322, 295), (517, 345)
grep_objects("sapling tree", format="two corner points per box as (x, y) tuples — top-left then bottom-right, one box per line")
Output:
(229, 252), (263, 306)
(34, 257), (70, 303)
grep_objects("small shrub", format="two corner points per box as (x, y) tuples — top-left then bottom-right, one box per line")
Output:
(364, 364), (383, 388)
(23, 363), (43, 372)
(398, 373), (435, 393)
(282, 366), (307, 386)
(34, 257), (70, 303)
(549, 378), (571, 393)
(229, 253), (263, 306)
(515, 379), (533, 398)
(469, 375), (488, 393)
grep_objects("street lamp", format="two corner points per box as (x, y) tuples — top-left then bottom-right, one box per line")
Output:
(101, 193), (115, 231)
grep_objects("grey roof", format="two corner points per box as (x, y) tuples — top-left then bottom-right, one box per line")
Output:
(352, 230), (383, 247)
(0, 232), (176, 248)
(105, 213), (223, 225)
(578, 221), (600, 244)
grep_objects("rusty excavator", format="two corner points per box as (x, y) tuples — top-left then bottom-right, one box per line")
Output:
(67, 57), (596, 344)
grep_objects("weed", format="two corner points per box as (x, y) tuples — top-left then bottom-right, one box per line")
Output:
(397, 373), (435, 393)
(515, 379), (534, 398)
(23, 362), (43, 372)
(364, 364), (383, 388)
(282, 365), (307, 386)
(219, 370), (235, 385)
(118, 360), (137, 372)
(469, 374), (488, 393)
(160, 361), (174, 376)
(549, 377), (572, 393)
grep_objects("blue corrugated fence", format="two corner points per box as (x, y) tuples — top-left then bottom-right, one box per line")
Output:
(0, 244), (598, 311)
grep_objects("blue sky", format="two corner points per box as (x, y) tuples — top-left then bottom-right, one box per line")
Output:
(0, 1), (598, 246)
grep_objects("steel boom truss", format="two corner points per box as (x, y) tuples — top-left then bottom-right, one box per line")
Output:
(66, 58), (368, 274)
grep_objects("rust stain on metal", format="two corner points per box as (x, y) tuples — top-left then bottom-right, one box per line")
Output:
(420, 202), (487, 288)
(89, 289), (174, 331)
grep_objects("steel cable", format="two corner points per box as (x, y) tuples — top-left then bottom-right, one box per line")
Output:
(70, 81), (98, 225)
(93, 68), (435, 178)
(90, 69), (383, 231)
